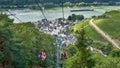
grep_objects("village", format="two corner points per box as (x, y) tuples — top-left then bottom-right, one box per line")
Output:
(32, 18), (76, 48)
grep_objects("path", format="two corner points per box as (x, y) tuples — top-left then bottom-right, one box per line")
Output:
(89, 19), (120, 49)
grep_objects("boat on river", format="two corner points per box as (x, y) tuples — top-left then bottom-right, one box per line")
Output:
(71, 9), (94, 12)
(7, 13), (16, 16)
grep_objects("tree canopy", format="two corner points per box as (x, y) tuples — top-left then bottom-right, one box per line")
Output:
(0, 0), (119, 5)
(0, 14), (55, 68)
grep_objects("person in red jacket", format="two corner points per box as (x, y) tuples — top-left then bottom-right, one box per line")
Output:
(41, 49), (46, 60)
(38, 49), (46, 61)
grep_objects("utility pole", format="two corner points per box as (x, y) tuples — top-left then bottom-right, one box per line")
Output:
(56, 35), (60, 68)
(53, 35), (59, 68)
(56, 35), (63, 68)
(61, 0), (64, 19)
(56, 43), (59, 68)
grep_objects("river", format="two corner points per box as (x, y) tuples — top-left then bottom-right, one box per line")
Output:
(1, 6), (120, 23)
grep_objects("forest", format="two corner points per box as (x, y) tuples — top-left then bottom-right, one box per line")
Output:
(0, 14), (56, 68)
(0, 0), (119, 5)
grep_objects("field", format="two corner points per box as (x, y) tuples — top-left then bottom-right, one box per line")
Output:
(72, 19), (108, 45)
(94, 10), (120, 43)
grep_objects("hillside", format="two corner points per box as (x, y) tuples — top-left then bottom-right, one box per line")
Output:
(71, 19), (108, 46)
(0, 14), (55, 68)
(0, 0), (119, 5)
(94, 10), (120, 44)
(72, 10), (120, 46)
(64, 11), (120, 68)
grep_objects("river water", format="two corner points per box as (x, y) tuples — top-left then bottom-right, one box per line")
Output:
(1, 6), (120, 23)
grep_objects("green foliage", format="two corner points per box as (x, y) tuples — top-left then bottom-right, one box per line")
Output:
(94, 10), (120, 42)
(109, 48), (120, 57)
(10, 23), (55, 67)
(0, 0), (119, 5)
(75, 2), (85, 7)
(0, 14), (24, 68)
(66, 44), (77, 57)
(69, 26), (74, 33)
(68, 14), (84, 22)
(0, 0), (119, 9)
(97, 14), (111, 19)
(75, 29), (94, 68)
(71, 14), (76, 21)
(63, 52), (82, 68)
(63, 2), (72, 7)
(92, 54), (120, 68)
(91, 43), (120, 57)
(77, 15), (84, 21)
(73, 19), (107, 42)
(101, 44), (112, 55)
(0, 14), (55, 68)
(65, 10), (120, 68)
(63, 29), (95, 68)
(44, 2), (56, 8)
(68, 16), (72, 21)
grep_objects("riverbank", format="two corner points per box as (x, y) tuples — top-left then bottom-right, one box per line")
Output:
(0, 6), (119, 23)
(0, 4), (120, 10)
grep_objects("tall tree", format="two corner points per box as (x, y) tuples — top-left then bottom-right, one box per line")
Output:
(63, 28), (94, 68)
(75, 28), (94, 68)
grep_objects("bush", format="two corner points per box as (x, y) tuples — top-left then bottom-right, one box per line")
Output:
(68, 14), (84, 22)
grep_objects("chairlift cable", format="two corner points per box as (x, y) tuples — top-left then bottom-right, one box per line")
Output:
(34, 0), (48, 22)
(7, 10), (23, 23)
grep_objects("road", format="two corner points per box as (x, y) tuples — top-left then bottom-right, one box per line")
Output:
(89, 19), (120, 49)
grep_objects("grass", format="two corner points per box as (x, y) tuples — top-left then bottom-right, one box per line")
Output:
(70, 10), (120, 48)
(94, 10), (120, 42)
(73, 19), (107, 42)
